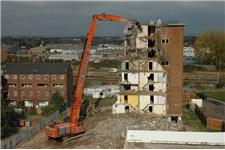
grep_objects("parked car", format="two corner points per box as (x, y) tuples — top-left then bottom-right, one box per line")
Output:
(196, 92), (207, 100)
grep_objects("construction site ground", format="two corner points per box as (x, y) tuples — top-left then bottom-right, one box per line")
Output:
(16, 95), (180, 149)
(15, 97), (222, 149)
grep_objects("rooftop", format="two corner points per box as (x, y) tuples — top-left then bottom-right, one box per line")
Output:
(4, 63), (70, 74)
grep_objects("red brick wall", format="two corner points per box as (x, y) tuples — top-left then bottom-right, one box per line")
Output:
(195, 104), (225, 131)
(6, 73), (69, 106)
(207, 118), (225, 131)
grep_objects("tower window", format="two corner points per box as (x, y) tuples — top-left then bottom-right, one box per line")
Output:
(125, 61), (129, 70)
(150, 95), (154, 103)
(148, 73), (154, 81)
(124, 95), (128, 103)
(149, 84), (154, 91)
(149, 106), (153, 112)
(148, 49), (156, 58)
(148, 39), (155, 47)
(124, 73), (128, 81)
(149, 62), (153, 70)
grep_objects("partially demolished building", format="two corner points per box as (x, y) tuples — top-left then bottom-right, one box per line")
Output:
(113, 20), (185, 120)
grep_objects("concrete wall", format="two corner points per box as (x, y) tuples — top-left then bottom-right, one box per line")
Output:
(139, 95), (166, 114)
(126, 130), (225, 145)
(120, 95), (139, 109)
(140, 60), (164, 71)
(121, 72), (138, 84)
(153, 105), (167, 114)
(136, 25), (148, 48)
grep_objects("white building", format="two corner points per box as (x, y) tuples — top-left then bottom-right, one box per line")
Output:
(183, 46), (195, 57)
(84, 85), (120, 98)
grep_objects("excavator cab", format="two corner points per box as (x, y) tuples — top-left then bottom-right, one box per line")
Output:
(45, 122), (85, 139)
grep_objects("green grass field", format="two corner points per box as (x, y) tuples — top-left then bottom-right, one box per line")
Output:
(183, 110), (217, 132)
(198, 89), (225, 102)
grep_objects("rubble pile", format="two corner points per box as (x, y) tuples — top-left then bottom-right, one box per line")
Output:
(79, 112), (183, 148)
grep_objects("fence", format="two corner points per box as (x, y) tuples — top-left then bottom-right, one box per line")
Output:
(194, 104), (225, 131)
(1, 110), (59, 149)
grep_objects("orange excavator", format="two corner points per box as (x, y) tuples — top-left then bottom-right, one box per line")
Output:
(45, 13), (142, 139)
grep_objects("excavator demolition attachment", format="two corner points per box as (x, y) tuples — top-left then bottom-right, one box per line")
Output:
(45, 13), (142, 140)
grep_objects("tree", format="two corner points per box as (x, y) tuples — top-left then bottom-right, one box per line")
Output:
(194, 30), (225, 68)
(50, 91), (64, 110)
(42, 91), (65, 115)
(1, 98), (20, 138)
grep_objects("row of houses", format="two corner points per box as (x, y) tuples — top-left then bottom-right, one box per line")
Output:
(1, 63), (121, 108)
(1, 63), (73, 108)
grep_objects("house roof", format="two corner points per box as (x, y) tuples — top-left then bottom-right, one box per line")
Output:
(4, 63), (70, 74)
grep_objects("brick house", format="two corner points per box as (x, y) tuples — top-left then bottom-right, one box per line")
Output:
(3, 63), (73, 108)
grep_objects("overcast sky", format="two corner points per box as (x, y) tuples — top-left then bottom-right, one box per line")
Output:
(1, 1), (225, 37)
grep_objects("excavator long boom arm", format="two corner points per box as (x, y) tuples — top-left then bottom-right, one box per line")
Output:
(70, 13), (142, 124)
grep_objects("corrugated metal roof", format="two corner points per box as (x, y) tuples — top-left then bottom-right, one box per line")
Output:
(4, 63), (70, 74)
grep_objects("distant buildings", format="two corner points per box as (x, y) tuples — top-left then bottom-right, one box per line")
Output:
(183, 46), (195, 57)
(84, 85), (119, 98)
(3, 63), (73, 108)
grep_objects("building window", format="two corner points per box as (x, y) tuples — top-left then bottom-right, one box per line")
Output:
(149, 62), (153, 70)
(149, 84), (154, 91)
(150, 96), (154, 103)
(166, 39), (169, 43)
(124, 73), (128, 81)
(12, 75), (17, 79)
(124, 95), (128, 103)
(148, 73), (154, 81)
(8, 83), (17, 88)
(162, 61), (169, 65)
(9, 100), (17, 106)
(37, 83), (48, 87)
(60, 75), (64, 79)
(44, 75), (49, 80)
(162, 38), (169, 44)
(148, 49), (156, 58)
(52, 75), (56, 80)
(38, 101), (48, 107)
(35, 75), (40, 79)
(24, 100), (33, 107)
(149, 106), (153, 112)
(148, 39), (155, 47)
(28, 75), (33, 79)
(20, 75), (25, 79)
(53, 84), (64, 88)
(125, 61), (129, 70)
(21, 83), (32, 88)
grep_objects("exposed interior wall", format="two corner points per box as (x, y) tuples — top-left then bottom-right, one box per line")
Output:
(136, 25), (148, 48)
(116, 23), (184, 116)
(120, 95), (139, 109)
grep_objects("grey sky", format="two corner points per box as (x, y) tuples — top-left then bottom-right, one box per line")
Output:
(1, 1), (225, 36)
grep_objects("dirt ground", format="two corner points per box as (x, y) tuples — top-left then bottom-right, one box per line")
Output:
(16, 107), (184, 149)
